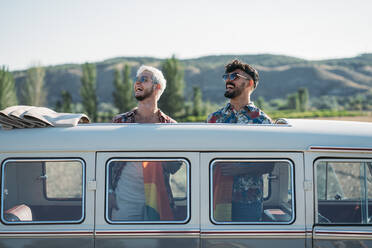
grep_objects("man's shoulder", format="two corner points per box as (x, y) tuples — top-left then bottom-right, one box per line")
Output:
(206, 107), (225, 123)
(158, 110), (177, 123)
(246, 105), (272, 124)
(112, 110), (136, 123)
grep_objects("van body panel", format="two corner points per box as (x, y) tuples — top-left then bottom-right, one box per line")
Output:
(200, 152), (305, 248)
(1, 120), (372, 153)
(313, 226), (372, 248)
(0, 152), (96, 248)
(201, 238), (302, 248)
(95, 237), (199, 248)
(307, 152), (372, 248)
(95, 152), (200, 248)
(0, 237), (94, 248)
(1, 120), (372, 248)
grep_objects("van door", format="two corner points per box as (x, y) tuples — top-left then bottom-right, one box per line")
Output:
(200, 152), (305, 248)
(95, 152), (200, 248)
(0, 152), (95, 248)
(311, 155), (372, 248)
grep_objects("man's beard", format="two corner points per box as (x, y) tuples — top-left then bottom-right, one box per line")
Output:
(224, 82), (245, 99)
(135, 86), (154, 101)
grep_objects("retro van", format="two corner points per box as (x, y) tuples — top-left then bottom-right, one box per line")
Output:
(1, 119), (372, 248)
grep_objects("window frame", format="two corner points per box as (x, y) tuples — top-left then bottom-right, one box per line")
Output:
(209, 158), (295, 225)
(105, 158), (191, 224)
(314, 158), (372, 225)
(1, 158), (86, 225)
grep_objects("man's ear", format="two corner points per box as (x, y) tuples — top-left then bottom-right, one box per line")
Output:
(245, 79), (253, 88)
(249, 79), (254, 88)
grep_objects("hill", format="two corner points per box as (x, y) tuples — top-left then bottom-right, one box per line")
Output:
(12, 53), (372, 107)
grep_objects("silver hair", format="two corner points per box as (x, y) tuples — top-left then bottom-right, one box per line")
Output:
(136, 65), (166, 98)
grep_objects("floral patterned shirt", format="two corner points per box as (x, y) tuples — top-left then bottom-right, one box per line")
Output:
(113, 108), (177, 123)
(207, 103), (272, 206)
(206, 102), (272, 124)
(232, 172), (263, 204)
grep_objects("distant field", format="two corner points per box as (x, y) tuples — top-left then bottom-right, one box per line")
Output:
(313, 111), (372, 122)
(314, 115), (372, 122)
(268, 110), (372, 123)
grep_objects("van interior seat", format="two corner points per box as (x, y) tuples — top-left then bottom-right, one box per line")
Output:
(4, 204), (33, 222)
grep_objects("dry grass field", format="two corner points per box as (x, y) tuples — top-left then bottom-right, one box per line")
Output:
(314, 112), (372, 123)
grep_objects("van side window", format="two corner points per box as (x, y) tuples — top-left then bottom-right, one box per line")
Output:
(106, 159), (189, 223)
(1, 159), (84, 224)
(211, 160), (294, 224)
(315, 160), (372, 224)
(45, 161), (83, 199)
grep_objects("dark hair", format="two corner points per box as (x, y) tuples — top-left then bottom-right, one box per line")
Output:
(225, 59), (259, 88)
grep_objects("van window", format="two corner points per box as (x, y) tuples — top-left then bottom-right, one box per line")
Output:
(45, 161), (83, 199)
(315, 160), (372, 224)
(1, 159), (84, 224)
(106, 159), (189, 223)
(211, 160), (294, 224)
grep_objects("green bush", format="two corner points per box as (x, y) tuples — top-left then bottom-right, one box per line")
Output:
(178, 115), (208, 123)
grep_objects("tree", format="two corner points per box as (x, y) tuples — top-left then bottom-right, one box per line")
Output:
(22, 66), (46, 106)
(298, 87), (309, 112)
(255, 96), (265, 110)
(159, 56), (185, 117)
(192, 86), (203, 116)
(312, 95), (339, 110)
(286, 93), (300, 111)
(0, 66), (18, 109)
(348, 94), (365, 111)
(55, 90), (72, 113)
(113, 64), (135, 113)
(80, 63), (97, 122)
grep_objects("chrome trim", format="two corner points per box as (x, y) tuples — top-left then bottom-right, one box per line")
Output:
(314, 230), (372, 240)
(0, 231), (93, 238)
(200, 229), (306, 239)
(95, 229), (307, 239)
(209, 159), (295, 225)
(1, 158), (86, 224)
(309, 146), (372, 153)
(96, 230), (199, 238)
(105, 158), (191, 224)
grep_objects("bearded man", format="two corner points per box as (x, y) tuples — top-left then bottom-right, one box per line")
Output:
(207, 59), (272, 222)
(207, 59), (272, 124)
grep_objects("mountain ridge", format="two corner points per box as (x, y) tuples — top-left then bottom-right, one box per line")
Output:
(11, 53), (372, 107)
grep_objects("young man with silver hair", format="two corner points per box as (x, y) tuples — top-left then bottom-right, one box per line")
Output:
(113, 65), (176, 123)
(110, 65), (178, 221)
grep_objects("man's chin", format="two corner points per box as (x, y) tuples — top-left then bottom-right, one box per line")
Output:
(135, 95), (145, 101)
(224, 91), (234, 98)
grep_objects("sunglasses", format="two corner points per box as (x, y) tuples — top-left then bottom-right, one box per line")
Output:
(222, 72), (249, 82)
(135, 75), (152, 83)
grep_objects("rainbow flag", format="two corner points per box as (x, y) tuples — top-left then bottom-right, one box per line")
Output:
(213, 166), (234, 221)
(143, 162), (174, 221)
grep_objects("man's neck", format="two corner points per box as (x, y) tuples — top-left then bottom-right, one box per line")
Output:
(229, 95), (251, 111)
(136, 99), (159, 123)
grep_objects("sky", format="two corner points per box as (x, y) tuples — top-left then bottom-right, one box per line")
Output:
(1, 0), (372, 71)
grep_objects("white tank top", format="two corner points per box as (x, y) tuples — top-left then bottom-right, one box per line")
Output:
(112, 162), (145, 220)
